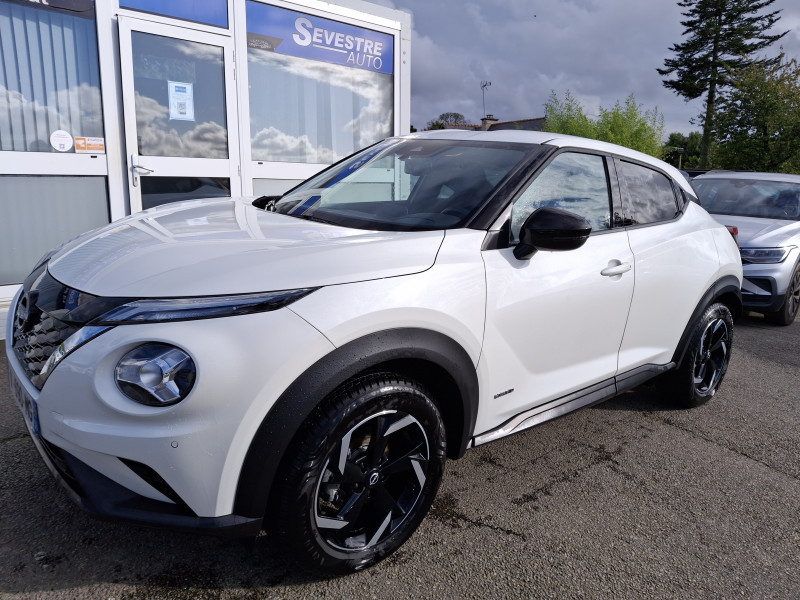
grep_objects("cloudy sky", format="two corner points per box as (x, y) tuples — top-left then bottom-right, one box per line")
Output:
(373, 0), (800, 136)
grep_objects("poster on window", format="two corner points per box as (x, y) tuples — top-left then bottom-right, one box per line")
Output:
(168, 81), (195, 121)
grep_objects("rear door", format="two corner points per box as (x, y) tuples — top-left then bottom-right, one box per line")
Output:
(615, 159), (721, 371)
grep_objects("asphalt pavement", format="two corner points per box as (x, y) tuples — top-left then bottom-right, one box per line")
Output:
(1, 314), (798, 599)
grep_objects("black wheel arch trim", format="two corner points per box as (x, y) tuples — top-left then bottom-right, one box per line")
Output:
(233, 328), (479, 520)
(672, 275), (742, 367)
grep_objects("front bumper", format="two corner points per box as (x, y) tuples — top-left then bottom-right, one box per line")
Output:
(740, 257), (798, 313)
(741, 275), (784, 312)
(24, 423), (262, 536)
(6, 296), (335, 533)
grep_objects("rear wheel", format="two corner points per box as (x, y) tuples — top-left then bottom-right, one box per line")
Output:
(273, 373), (446, 572)
(660, 302), (734, 408)
(765, 263), (800, 326)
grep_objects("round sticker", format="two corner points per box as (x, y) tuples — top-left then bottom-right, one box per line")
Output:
(50, 130), (74, 152)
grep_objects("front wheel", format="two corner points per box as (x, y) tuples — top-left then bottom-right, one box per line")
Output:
(273, 373), (446, 572)
(660, 302), (734, 408)
(765, 264), (800, 326)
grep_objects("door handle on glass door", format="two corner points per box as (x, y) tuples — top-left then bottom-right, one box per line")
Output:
(130, 155), (154, 187)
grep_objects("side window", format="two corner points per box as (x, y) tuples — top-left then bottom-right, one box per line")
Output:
(510, 152), (611, 243)
(618, 161), (679, 225)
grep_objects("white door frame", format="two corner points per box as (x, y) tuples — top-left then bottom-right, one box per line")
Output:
(117, 15), (241, 213)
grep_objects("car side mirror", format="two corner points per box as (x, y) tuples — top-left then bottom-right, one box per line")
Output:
(513, 207), (592, 260)
(252, 195), (282, 210)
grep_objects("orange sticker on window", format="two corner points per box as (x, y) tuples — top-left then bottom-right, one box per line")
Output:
(74, 137), (105, 154)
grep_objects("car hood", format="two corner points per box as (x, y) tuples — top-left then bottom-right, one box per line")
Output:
(709, 214), (800, 247)
(47, 198), (445, 297)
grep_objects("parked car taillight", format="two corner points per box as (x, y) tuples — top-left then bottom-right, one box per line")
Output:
(726, 225), (739, 247)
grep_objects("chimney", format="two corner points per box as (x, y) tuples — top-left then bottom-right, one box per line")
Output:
(481, 114), (499, 131)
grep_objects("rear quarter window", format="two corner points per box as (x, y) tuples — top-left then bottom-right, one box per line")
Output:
(618, 160), (679, 225)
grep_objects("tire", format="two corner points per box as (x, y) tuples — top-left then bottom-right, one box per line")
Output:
(765, 264), (800, 326)
(660, 302), (734, 408)
(273, 373), (446, 572)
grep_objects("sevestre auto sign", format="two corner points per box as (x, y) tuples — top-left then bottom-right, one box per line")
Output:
(246, 1), (394, 75)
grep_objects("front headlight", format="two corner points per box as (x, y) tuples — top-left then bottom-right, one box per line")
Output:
(92, 288), (316, 324)
(33, 287), (315, 388)
(115, 343), (196, 406)
(740, 247), (794, 264)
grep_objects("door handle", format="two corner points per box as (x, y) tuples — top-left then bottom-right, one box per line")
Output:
(600, 262), (632, 278)
(130, 155), (154, 187)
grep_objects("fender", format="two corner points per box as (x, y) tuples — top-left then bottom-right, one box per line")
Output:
(671, 275), (742, 367)
(233, 328), (479, 520)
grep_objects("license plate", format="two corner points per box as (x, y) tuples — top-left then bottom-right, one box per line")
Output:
(8, 359), (40, 438)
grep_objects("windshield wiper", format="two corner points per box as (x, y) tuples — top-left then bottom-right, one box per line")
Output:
(293, 213), (340, 226)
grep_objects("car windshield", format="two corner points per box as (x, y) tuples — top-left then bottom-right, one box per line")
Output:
(269, 138), (536, 231)
(693, 178), (800, 220)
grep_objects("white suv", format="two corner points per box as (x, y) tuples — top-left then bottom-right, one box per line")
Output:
(6, 131), (742, 571)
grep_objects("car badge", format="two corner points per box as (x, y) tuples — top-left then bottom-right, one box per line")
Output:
(15, 290), (39, 333)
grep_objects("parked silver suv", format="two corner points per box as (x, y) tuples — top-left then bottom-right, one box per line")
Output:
(693, 172), (800, 325)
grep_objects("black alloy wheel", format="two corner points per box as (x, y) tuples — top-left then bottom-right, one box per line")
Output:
(692, 315), (731, 396)
(274, 373), (446, 572)
(660, 302), (734, 407)
(314, 409), (430, 552)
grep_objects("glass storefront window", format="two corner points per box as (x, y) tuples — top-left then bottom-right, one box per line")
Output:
(0, 175), (109, 285)
(132, 32), (229, 159)
(246, 1), (394, 164)
(0, 0), (103, 153)
(120, 0), (228, 28)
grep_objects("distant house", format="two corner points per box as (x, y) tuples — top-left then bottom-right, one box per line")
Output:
(486, 117), (546, 131)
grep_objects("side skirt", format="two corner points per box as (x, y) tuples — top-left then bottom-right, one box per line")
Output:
(471, 363), (674, 447)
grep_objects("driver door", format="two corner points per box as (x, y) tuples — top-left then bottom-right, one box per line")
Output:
(478, 151), (635, 431)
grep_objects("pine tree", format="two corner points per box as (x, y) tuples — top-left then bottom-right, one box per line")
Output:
(658, 0), (787, 168)
(714, 54), (800, 173)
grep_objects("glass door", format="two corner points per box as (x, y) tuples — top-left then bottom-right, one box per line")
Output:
(118, 16), (240, 212)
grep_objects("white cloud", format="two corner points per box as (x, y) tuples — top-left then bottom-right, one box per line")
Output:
(0, 83), (103, 151)
(133, 92), (229, 158)
(251, 126), (341, 163)
(247, 50), (393, 158)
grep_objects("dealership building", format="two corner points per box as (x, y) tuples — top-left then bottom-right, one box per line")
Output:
(0, 0), (411, 327)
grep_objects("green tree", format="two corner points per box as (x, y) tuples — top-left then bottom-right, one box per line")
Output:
(544, 91), (665, 158)
(543, 90), (596, 139)
(663, 131), (702, 169)
(596, 95), (665, 158)
(425, 112), (468, 130)
(658, 0), (787, 168)
(714, 54), (800, 173)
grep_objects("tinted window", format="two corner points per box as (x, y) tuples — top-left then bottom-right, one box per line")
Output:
(693, 178), (800, 220)
(511, 152), (611, 243)
(619, 161), (678, 225)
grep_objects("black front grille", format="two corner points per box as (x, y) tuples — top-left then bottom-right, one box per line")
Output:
(12, 295), (79, 389)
